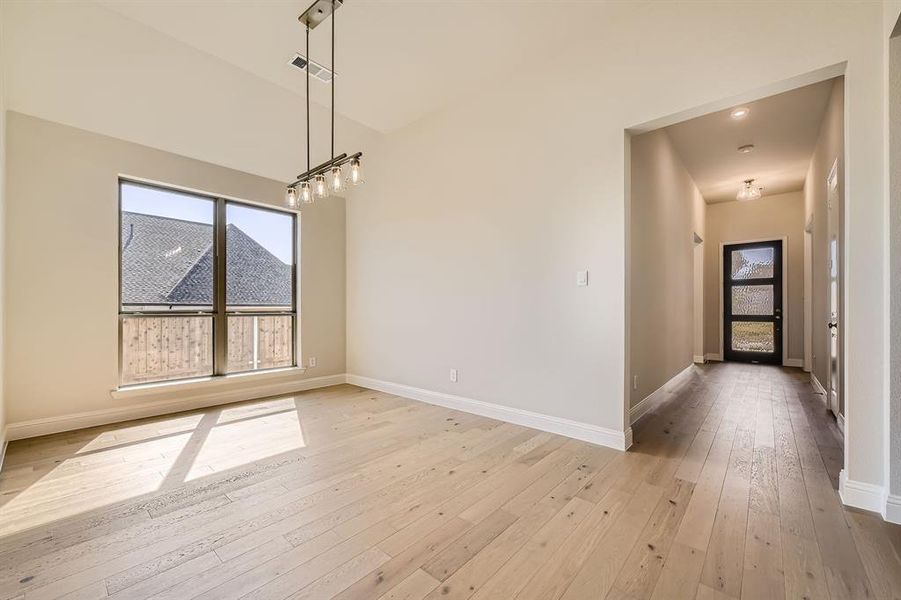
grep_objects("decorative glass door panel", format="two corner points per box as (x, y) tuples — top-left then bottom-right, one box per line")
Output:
(723, 241), (783, 364)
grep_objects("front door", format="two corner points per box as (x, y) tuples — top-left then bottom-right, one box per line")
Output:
(723, 240), (783, 365)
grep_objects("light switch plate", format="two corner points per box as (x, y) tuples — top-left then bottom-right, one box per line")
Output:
(576, 270), (589, 286)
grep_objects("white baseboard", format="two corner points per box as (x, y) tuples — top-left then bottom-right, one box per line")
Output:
(692, 355), (705, 364)
(839, 470), (885, 513)
(783, 358), (804, 368)
(5, 374), (348, 441)
(836, 412), (845, 434)
(885, 494), (901, 524)
(346, 374), (631, 451)
(810, 372), (827, 396)
(705, 353), (722, 362)
(839, 470), (901, 524)
(630, 364), (695, 425)
(0, 427), (8, 472)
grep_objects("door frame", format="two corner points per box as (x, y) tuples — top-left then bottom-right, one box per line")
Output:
(825, 158), (841, 418)
(693, 232), (705, 364)
(719, 236), (789, 365)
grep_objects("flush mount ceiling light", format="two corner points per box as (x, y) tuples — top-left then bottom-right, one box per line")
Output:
(737, 144), (755, 154)
(730, 107), (750, 119)
(285, 0), (363, 208)
(736, 178), (762, 201)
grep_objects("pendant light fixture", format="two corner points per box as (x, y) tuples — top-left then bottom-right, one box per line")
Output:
(285, 0), (364, 208)
(736, 179), (762, 202)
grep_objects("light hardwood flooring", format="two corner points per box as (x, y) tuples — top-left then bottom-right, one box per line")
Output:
(1, 363), (899, 599)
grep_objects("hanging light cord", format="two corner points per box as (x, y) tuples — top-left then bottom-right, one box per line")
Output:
(306, 24), (311, 175)
(331, 0), (335, 162)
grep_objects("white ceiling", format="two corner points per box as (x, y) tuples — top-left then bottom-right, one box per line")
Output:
(665, 78), (837, 203)
(100, 0), (608, 134)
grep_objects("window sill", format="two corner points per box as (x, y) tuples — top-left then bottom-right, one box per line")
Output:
(111, 366), (307, 401)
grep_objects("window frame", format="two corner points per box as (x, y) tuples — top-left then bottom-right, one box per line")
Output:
(118, 179), (298, 386)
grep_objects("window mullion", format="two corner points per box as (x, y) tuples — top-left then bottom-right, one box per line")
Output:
(214, 198), (228, 376)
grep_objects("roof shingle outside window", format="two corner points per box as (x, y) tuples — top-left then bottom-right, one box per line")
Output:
(121, 212), (292, 307)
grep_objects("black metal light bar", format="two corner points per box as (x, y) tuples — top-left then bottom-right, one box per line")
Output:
(290, 152), (364, 187)
(293, 153), (347, 184)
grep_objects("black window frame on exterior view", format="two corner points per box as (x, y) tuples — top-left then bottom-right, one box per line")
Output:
(118, 179), (298, 387)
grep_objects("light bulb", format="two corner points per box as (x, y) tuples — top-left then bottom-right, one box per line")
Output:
(329, 165), (344, 193)
(285, 186), (298, 208)
(346, 157), (363, 186)
(300, 181), (314, 204)
(314, 174), (329, 198)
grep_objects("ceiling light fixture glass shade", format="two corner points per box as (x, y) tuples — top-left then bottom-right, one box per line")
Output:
(300, 181), (314, 204)
(329, 165), (344, 193)
(736, 179), (762, 202)
(346, 157), (363, 185)
(284, 0), (364, 209)
(314, 174), (329, 198)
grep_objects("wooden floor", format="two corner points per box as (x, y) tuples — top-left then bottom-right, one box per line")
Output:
(1, 363), (899, 600)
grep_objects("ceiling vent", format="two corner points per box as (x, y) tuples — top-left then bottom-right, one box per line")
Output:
(289, 53), (334, 83)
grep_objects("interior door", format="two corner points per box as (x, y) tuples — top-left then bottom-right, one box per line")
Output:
(723, 240), (783, 365)
(826, 161), (841, 416)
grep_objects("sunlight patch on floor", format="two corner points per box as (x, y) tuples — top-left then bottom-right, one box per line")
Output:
(0, 404), (305, 536)
(0, 431), (191, 536)
(184, 409), (306, 481)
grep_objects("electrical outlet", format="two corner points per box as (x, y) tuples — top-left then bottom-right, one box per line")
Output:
(450, 368), (458, 383)
(633, 375), (638, 390)
(307, 357), (317, 368)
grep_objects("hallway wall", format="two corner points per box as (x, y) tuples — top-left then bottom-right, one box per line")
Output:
(887, 4), (901, 502)
(703, 192), (806, 365)
(629, 129), (705, 407)
(804, 78), (844, 410)
(0, 3), (6, 456)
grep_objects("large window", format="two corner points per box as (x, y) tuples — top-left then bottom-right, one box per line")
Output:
(119, 181), (296, 385)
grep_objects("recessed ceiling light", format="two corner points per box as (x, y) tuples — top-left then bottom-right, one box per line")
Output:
(730, 107), (750, 119)
(737, 144), (755, 153)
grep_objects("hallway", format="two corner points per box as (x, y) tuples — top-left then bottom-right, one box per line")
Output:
(0, 363), (899, 599)
(626, 362), (890, 599)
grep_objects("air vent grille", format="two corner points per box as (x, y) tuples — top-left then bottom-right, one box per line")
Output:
(289, 54), (334, 83)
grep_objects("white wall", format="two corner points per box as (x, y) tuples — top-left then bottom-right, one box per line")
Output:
(804, 79), (845, 409)
(4, 113), (346, 425)
(886, 0), (901, 503)
(703, 192), (806, 364)
(0, 1), (7, 456)
(629, 129), (704, 407)
(347, 1), (887, 486)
